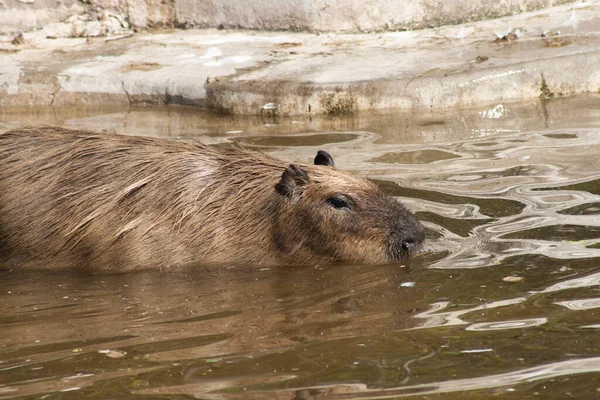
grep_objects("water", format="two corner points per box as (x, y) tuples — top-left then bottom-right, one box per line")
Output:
(2, 95), (600, 399)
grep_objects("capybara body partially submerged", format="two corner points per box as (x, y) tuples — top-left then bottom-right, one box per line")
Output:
(0, 127), (425, 271)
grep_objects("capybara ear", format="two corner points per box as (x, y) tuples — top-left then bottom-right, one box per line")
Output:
(275, 164), (310, 201)
(314, 150), (335, 167)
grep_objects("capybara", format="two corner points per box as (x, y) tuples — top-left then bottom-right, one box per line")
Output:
(0, 126), (425, 271)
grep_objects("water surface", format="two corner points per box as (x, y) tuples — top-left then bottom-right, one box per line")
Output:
(2, 95), (600, 399)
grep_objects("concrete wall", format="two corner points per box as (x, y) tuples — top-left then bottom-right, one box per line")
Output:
(174, 0), (574, 32)
(0, 0), (85, 34)
(0, 0), (173, 34)
(1, 0), (574, 34)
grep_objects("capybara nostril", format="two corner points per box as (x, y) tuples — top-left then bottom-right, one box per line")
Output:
(401, 238), (415, 252)
(386, 209), (426, 262)
(0, 126), (426, 271)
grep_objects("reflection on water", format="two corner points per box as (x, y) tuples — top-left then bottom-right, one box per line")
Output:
(2, 95), (600, 398)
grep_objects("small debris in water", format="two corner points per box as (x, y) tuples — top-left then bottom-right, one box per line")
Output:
(400, 282), (416, 288)
(98, 349), (127, 358)
(72, 373), (95, 378)
(225, 130), (243, 134)
(262, 103), (278, 111)
(503, 276), (523, 283)
(460, 348), (493, 353)
(60, 387), (81, 392)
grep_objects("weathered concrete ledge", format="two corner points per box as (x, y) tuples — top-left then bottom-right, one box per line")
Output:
(173, 0), (575, 33)
(0, 0), (576, 34)
(1, 1), (599, 115)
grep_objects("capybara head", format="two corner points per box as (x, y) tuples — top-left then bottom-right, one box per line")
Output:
(271, 150), (425, 264)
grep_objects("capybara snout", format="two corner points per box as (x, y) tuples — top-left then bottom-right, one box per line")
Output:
(0, 126), (425, 271)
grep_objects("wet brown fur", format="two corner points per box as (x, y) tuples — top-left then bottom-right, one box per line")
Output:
(0, 126), (424, 271)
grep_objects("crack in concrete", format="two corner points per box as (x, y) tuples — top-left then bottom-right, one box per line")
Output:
(540, 73), (555, 99)
(49, 80), (62, 107)
(120, 78), (132, 104)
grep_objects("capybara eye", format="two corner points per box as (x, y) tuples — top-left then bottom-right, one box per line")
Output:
(327, 196), (351, 210)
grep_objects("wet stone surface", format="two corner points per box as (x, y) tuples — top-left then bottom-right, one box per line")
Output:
(2, 95), (600, 398)
(2, 1), (600, 115)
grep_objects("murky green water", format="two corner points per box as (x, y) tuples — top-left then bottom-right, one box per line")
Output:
(2, 95), (600, 399)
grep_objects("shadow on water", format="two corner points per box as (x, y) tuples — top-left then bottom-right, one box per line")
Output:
(3, 95), (600, 398)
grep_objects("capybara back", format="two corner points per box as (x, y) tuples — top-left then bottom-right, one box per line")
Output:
(0, 127), (425, 271)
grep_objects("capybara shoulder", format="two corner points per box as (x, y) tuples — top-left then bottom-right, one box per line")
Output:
(0, 126), (425, 271)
